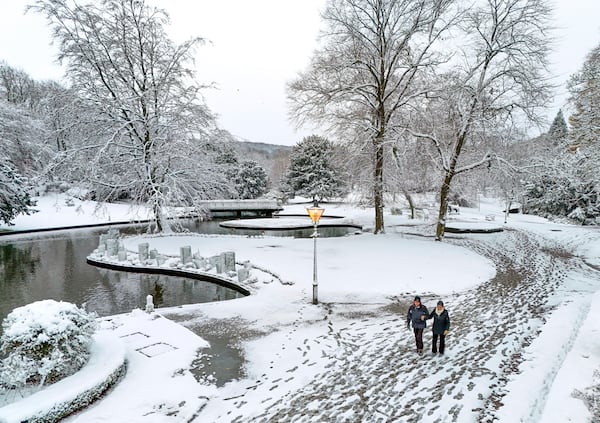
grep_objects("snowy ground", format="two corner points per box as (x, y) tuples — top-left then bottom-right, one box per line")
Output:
(1, 194), (600, 422)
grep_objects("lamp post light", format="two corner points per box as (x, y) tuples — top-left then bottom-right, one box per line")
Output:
(306, 205), (325, 305)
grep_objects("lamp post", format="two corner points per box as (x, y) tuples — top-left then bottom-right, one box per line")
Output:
(306, 205), (325, 305)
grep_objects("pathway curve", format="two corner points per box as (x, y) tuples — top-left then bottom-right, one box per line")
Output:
(165, 228), (599, 422)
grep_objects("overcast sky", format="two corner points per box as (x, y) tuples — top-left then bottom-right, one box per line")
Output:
(1, 0), (599, 146)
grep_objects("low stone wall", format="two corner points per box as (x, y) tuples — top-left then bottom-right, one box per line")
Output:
(86, 257), (251, 296)
(89, 229), (255, 295)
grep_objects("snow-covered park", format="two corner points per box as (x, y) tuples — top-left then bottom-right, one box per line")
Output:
(1, 193), (600, 422)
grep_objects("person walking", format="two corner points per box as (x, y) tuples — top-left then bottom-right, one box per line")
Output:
(406, 296), (428, 353)
(426, 300), (451, 355)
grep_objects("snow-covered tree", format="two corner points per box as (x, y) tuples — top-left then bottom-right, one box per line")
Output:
(0, 61), (39, 108)
(284, 135), (346, 204)
(234, 160), (269, 200)
(568, 42), (600, 148)
(0, 159), (35, 225)
(547, 109), (568, 145)
(0, 97), (49, 175)
(288, 0), (453, 233)
(523, 146), (600, 224)
(0, 300), (96, 388)
(409, 0), (553, 240)
(30, 0), (227, 232)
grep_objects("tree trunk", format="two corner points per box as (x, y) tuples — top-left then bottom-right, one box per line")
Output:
(152, 198), (163, 233)
(373, 133), (385, 234)
(435, 173), (453, 241)
(403, 189), (415, 219)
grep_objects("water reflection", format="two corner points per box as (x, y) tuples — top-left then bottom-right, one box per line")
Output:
(0, 228), (244, 334)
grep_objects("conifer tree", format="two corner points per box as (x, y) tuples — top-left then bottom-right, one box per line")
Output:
(548, 109), (568, 144)
(284, 135), (345, 204)
(568, 43), (600, 147)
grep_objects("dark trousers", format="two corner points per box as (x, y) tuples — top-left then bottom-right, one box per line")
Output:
(432, 333), (446, 354)
(413, 328), (424, 350)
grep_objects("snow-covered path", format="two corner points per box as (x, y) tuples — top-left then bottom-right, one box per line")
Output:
(167, 228), (600, 422)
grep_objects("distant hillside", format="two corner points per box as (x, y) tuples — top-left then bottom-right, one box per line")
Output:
(233, 141), (291, 158)
(232, 141), (292, 185)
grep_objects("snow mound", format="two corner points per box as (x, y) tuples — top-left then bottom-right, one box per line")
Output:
(0, 332), (126, 423)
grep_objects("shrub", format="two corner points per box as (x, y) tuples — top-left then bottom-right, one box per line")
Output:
(0, 300), (97, 388)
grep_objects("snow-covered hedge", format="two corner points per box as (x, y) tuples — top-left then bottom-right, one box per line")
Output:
(0, 332), (126, 423)
(0, 300), (96, 388)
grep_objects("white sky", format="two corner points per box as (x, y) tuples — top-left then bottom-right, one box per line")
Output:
(0, 0), (599, 145)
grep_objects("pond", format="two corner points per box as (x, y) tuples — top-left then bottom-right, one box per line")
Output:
(0, 219), (360, 330)
(0, 223), (244, 331)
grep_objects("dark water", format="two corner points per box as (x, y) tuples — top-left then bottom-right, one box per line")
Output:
(0, 220), (358, 327)
(0, 224), (245, 328)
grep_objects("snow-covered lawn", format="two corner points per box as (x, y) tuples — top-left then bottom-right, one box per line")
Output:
(1, 194), (600, 422)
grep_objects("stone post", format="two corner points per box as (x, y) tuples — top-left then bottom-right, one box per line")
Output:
(145, 295), (154, 313)
(106, 239), (118, 257)
(224, 251), (236, 272)
(238, 268), (250, 282)
(180, 246), (192, 264)
(138, 243), (149, 261)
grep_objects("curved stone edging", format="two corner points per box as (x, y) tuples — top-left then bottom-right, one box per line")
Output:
(219, 220), (363, 231)
(0, 220), (150, 237)
(274, 213), (347, 219)
(445, 226), (504, 234)
(86, 257), (251, 296)
(0, 332), (126, 423)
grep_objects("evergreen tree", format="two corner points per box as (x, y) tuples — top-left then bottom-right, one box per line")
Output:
(234, 160), (269, 200)
(568, 43), (600, 147)
(0, 159), (35, 225)
(284, 135), (346, 204)
(547, 109), (568, 144)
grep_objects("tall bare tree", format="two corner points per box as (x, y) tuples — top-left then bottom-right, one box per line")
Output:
(30, 0), (226, 231)
(409, 0), (553, 240)
(288, 0), (453, 233)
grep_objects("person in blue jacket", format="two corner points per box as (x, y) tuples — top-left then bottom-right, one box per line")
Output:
(406, 296), (429, 353)
(426, 300), (451, 355)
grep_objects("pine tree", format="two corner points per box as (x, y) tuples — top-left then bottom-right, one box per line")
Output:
(547, 109), (568, 144)
(568, 43), (600, 147)
(284, 135), (346, 204)
(234, 160), (269, 200)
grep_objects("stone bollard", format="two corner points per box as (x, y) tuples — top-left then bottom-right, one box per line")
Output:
(138, 243), (149, 261)
(180, 246), (192, 264)
(117, 242), (126, 261)
(224, 251), (236, 272)
(98, 234), (108, 251)
(106, 239), (118, 257)
(238, 267), (250, 282)
(213, 255), (224, 273)
(145, 295), (154, 313)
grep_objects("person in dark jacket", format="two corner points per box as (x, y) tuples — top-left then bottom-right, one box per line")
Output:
(406, 296), (429, 353)
(425, 300), (451, 354)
